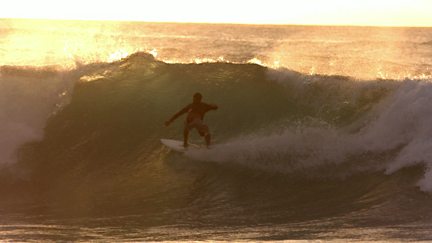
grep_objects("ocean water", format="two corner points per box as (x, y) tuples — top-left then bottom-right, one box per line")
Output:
(1, 19), (432, 241)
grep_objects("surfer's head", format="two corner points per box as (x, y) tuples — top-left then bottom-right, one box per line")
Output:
(193, 92), (202, 103)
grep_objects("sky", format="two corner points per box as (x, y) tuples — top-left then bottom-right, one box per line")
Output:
(1, 0), (432, 26)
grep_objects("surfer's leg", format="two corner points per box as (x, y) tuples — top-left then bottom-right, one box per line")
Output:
(197, 123), (210, 147)
(205, 133), (211, 148)
(183, 127), (190, 147)
(189, 119), (211, 147)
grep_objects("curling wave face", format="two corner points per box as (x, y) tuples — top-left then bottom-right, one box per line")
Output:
(1, 53), (432, 239)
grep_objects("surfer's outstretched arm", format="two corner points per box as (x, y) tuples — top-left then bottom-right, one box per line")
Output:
(165, 104), (191, 126)
(206, 103), (218, 111)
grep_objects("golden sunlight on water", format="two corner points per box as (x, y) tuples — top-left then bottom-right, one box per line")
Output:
(0, 19), (144, 68)
(1, 19), (431, 80)
(269, 28), (432, 80)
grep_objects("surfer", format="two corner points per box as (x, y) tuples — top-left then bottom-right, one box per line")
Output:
(165, 92), (218, 148)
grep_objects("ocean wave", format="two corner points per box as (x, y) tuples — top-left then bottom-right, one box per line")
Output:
(1, 52), (431, 225)
(421, 40), (432, 45)
(5, 52), (429, 173)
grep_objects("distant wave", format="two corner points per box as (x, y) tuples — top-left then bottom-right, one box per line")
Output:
(422, 40), (432, 45)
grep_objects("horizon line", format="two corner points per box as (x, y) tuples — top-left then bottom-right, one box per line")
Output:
(3, 17), (432, 28)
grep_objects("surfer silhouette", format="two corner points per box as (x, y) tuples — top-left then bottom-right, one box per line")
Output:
(165, 92), (218, 148)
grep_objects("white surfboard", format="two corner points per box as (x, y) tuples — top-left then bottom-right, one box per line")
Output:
(160, 139), (201, 152)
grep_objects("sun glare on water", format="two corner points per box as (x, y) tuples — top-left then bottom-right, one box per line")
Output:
(1, 0), (431, 79)
(0, 19), (150, 67)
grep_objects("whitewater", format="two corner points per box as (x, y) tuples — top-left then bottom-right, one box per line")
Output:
(1, 19), (432, 241)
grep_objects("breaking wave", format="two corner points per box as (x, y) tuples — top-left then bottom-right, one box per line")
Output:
(2, 52), (432, 231)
